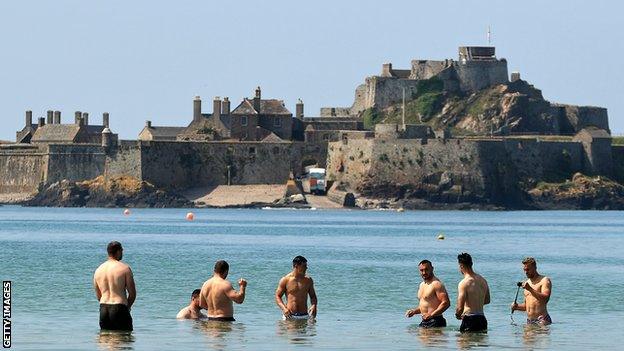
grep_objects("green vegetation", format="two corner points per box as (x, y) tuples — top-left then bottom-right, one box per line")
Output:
(535, 180), (574, 191)
(379, 153), (389, 162)
(362, 108), (383, 130)
(467, 90), (501, 117)
(198, 127), (216, 135)
(612, 137), (624, 145)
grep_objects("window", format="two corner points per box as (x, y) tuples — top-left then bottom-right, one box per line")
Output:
(273, 117), (282, 127)
(241, 116), (248, 126)
(248, 146), (256, 155)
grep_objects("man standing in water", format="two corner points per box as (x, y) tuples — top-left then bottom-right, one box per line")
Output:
(275, 256), (318, 320)
(455, 252), (490, 333)
(176, 289), (206, 319)
(405, 259), (450, 327)
(511, 257), (553, 325)
(199, 260), (247, 321)
(93, 241), (136, 331)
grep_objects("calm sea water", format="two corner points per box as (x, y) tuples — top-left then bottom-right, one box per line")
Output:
(1, 206), (623, 350)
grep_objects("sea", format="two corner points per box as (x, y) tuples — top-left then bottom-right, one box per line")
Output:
(1, 206), (623, 350)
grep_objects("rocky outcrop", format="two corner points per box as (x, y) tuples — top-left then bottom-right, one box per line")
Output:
(25, 176), (192, 208)
(527, 173), (624, 210)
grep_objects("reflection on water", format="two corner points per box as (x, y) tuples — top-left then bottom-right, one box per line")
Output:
(276, 318), (317, 345)
(96, 331), (135, 351)
(195, 320), (246, 351)
(522, 323), (551, 349)
(407, 324), (449, 347)
(456, 331), (488, 350)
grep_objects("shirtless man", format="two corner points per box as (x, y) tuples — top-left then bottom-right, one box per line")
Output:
(405, 260), (450, 328)
(455, 252), (490, 333)
(93, 241), (136, 331)
(176, 289), (206, 319)
(511, 257), (552, 325)
(199, 260), (246, 322)
(275, 256), (318, 320)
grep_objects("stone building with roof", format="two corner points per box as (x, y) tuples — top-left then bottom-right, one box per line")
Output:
(138, 121), (186, 141)
(15, 110), (117, 145)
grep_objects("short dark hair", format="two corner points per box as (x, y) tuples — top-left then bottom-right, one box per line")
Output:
(191, 289), (201, 298)
(419, 259), (432, 267)
(522, 257), (537, 267)
(292, 255), (307, 267)
(458, 252), (473, 268)
(214, 260), (229, 275)
(107, 241), (122, 256)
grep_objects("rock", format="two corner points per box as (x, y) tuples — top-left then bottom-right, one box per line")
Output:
(289, 194), (306, 203)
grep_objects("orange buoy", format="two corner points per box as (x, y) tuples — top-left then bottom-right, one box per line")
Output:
(123, 209), (131, 216)
(186, 212), (195, 221)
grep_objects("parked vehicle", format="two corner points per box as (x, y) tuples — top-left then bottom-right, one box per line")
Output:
(306, 168), (326, 195)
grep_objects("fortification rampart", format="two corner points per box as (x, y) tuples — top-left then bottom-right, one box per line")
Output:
(45, 144), (106, 184)
(0, 144), (46, 193)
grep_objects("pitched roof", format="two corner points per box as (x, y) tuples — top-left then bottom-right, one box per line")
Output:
(145, 126), (186, 138)
(261, 131), (284, 143)
(31, 124), (81, 142)
(231, 99), (292, 115)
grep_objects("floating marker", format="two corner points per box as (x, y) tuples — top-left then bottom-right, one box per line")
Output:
(437, 233), (445, 240)
(123, 209), (131, 216)
(186, 212), (195, 221)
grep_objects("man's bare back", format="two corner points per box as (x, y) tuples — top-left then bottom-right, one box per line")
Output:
(199, 260), (246, 320)
(94, 260), (135, 306)
(176, 306), (206, 319)
(457, 273), (489, 316)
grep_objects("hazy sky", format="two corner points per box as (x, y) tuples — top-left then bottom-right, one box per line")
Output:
(1, 0), (621, 141)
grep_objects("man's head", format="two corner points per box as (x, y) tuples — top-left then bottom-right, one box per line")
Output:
(107, 241), (123, 260)
(190, 289), (201, 307)
(457, 252), (473, 274)
(214, 260), (229, 278)
(522, 257), (538, 279)
(418, 259), (434, 281)
(292, 255), (308, 275)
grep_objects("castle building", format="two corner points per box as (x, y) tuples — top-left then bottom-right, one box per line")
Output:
(15, 110), (117, 145)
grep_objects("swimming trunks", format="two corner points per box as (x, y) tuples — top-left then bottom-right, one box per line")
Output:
(207, 316), (235, 322)
(283, 312), (309, 320)
(419, 315), (447, 328)
(527, 314), (552, 325)
(460, 313), (487, 333)
(99, 304), (133, 331)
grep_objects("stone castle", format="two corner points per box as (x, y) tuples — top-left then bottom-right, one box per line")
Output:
(1, 46), (622, 208)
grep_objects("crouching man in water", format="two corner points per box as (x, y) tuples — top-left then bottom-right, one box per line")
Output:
(94, 241), (136, 331)
(405, 259), (450, 327)
(455, 252), (490, 333)
(199, 260), (247, 322)
(511, 257), (553, 325)
(275, 256), (318, 320)
(176, 289), (206, 319)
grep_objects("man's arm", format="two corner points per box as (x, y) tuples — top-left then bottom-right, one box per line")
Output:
(226, 280), (246, 304)
(455, 281), (466, 319)
(424, 282), (450, 319)
(307, 278), (318, 317)
(484, 281), (490, 305)
(125, 267), (136, 308)
(523, 278), (551, 302)
(406, 284), (422, 318)
(198, 283), (208, 310)
(93, 273), (102, 301)
(176, 308), (190, 319)
(275, 277), (290, 316)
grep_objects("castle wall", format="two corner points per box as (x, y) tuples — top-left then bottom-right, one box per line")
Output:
(453, 60), (509, 92)
(105, 141), (142, 179)
(45, 144), (106, 184)
(139, 141), (294, 189)
(409, 60), (448, 80)
(559, 105), (610, 132)
(0, 145), (46, 193)
(612, 145), (624, 183)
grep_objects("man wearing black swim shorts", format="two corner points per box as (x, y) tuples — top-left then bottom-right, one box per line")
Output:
(455, 253), (490, 333)
(94, 241), (136, 331)
(405, 260), (450, 328)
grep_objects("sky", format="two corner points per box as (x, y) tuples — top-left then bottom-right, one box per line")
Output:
(1, 0), (622, 141)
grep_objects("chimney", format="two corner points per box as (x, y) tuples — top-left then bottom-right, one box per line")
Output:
(253, 86), (261, 112)
(381, 63), (393, 77)
(38, 117), (45, 127)
(75, 111), (82, 124)
(213, 97), (222, 119)
(145, 120), (152, 128)
(25, 110), (33, 127)
(82, 112), (89, 125)
(102, 112), (110, 128)
(296, 99), (304, 118)
(511, 71), (521, 82)
(222, 97), (231, 115)
(78, 117), (85, 127)
(53, 111), (61, 124)
(46, 110), (53, 124)
(193, 96), (202, 121)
